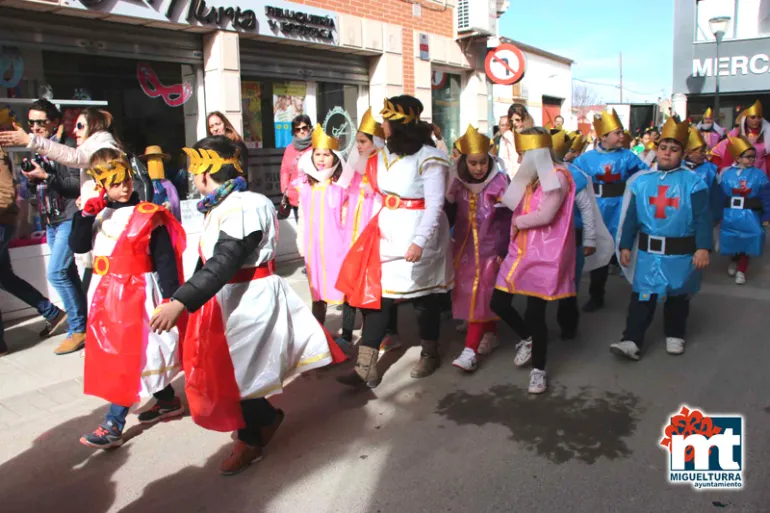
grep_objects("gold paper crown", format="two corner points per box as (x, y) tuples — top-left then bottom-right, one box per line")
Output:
(740, 100), (763, 118)
(514, 130), (553, 153)
(570, 131), (587, 153)
(182, 147), (243, 176)
(727, 136), (754, 160)
(659, 117), (689, 147)
(593, 109), (623, 137)
(310, 124), (339, 151)
(358, 108), (385, 139)
(685, 127), (707, 153)
(380, 98), (418, 124)
(551, 130), (572, 160)
(88, 159), (131, 189)
(645, 140), (657, 151)
(703, 107), (713, 119)
(456, 124), (491, 155)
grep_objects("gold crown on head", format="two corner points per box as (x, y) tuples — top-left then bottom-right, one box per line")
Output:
(88, 159), (131, 189)
(456, 124), (491, 155)
(311, 124), (339, 151)
(685, 126), (707, 153)
(570, 131), (587, 154)
(182, 147), (243, 176)
(514, 130), (553, 153)
(659, 117), (689, 147)
(740, 100), (763, 118)
(358, 108), (385, 139)
(593, 109), (624, 137)
(727, 135), (754, 160)
(551, 130), (572, 160)
(380, 98), (418, 124)
(703, 107), (713, 119)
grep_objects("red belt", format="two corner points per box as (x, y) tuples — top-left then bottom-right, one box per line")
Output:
(93, 255), (153, 276)
(382, 194), (425, 210)
(229, 262), (273, 284)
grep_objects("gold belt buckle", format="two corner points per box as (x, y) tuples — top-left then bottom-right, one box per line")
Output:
(384, 194), (401, 210)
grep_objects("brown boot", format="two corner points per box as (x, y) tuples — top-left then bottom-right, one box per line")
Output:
(219, 440), (264, 476)
(410, 340), (440, 378)
(54, 332), (86, 355)
(260, 409), (285, 447)
(336, 345), (380, 388)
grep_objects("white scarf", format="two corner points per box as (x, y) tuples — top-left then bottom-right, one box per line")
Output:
(500, 148), (561, 211)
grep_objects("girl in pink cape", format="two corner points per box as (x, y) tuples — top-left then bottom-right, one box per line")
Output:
(296, 125), (352, 326)
(711, 101), (769, 176)
(491, 127), (576, 394)
(447, 125), (511, 372)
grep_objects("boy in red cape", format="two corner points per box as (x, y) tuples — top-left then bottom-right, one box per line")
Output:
(69, 149), (187, 449)
(151, 136), (345, 476)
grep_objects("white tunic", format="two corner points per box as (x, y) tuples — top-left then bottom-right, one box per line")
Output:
(198, 191), (333, 398)
(91, 206), (181, 398)
(375, 145), (453, 299)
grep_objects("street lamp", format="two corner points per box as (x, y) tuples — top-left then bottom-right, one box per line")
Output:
(709, 15), (731, 123)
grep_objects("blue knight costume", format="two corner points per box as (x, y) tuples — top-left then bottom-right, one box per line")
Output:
(611, 118), (712, 361)
(683, 126), (720, 218)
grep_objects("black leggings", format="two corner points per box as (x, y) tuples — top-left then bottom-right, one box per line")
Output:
(490, 289), (549, 371)
(238, 398), (278, 447)
(341, 302), (399, 341)
(358, 294), (440, 350)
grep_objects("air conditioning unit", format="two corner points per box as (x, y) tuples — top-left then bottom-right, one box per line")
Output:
(457, 0), (496, 36)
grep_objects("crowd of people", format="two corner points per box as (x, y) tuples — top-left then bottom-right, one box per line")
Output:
(0, 94), (767, 477)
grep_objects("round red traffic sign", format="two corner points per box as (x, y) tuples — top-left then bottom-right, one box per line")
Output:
(485, 43), (526, 85)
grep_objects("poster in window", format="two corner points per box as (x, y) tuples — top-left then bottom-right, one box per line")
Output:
(242, 81), (263, 148)
(273, 82), (307, 148)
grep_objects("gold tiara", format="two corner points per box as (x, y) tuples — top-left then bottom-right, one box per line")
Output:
(381, 99), (418, 124)
(88, 159), (131, 189)
(182, 147), (243, 176)
(311, 124), (339, 151)
(358, 107), (385, 139)
(514, 131), (553, 153)
(456, 124), (491, 155)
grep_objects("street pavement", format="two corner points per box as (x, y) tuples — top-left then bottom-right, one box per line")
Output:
(1, 255), (769, 513)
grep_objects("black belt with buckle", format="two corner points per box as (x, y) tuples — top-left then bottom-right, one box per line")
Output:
(638, 232), (696, 255)
(575, 228), (583, 247)
(593, 182), (626, 198)
(725, 196), (762, 210)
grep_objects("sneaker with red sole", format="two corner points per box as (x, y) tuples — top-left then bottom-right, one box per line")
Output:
(80, 421), (123, 449)
(137, 397), (184, 424)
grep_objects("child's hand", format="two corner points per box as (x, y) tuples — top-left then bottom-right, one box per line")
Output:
(693, 249), (710, 269)
(620, 249), (632, 267)
(405, 243), (423, 263)
(83, 195), (107, 217)
(583, 246), (596, 256)
(150, 300), (186, 334)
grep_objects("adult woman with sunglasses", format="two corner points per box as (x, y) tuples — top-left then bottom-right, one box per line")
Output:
(207, 111), (250, 175)
(279, 115), (313, 222)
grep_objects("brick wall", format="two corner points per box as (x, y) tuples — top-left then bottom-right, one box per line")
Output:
(290, 0), (455, 94)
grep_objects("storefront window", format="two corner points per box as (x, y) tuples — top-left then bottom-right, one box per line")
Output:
(696, 0), (770, 42)
(241, 80), (309, 150)
(431, 70), (462, 150)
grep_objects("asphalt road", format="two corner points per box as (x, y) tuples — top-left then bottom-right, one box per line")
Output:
(0, 256), (768, 513)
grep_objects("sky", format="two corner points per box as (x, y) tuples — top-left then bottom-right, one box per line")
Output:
(498, 0), (674, 105)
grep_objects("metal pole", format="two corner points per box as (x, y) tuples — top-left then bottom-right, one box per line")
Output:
(714, 35), (721, 123)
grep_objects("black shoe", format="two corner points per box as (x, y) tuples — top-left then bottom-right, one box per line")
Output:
(137, 397), (184, 424)
(80, 421), (123, 449)
(582, 297), (604, 313)
(40, 309), (68, 338)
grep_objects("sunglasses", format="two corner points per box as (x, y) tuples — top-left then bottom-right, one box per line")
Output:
(76, 122), (86, 131)
(28, 119), (49, 126)
(294, 125), (310, 133)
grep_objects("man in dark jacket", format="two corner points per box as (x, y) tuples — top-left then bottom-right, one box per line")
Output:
(20, 99), (84, 354)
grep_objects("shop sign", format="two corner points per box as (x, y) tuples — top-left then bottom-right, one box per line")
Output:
(323, 106), (355, 158)
(692, 54), (770, 77)
(67, 0), (339, 44)
(485, 43), (526, 86)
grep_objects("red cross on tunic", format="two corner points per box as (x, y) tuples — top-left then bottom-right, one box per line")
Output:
(731, 180), (752, 197)
(597, 162), (622, 183)
(649, 185), (680, 219)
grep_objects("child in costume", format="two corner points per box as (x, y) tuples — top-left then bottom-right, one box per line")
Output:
(446, 125), (511, 372)
(339, 109), (401, 353)
(296, 125), (349, 326)
(491, 127), (576, 394)
(711, 101), (768, 176)
(611, 118), (712, 361)
(70, 149), (186, 449)
(150, 136), (345, 476)
(573, 109), (647, 312)
(683, 126), (720, 209)
(552, 130), (613, 339)
(714, 136), (770, 285)
(696, 107), (725, 151)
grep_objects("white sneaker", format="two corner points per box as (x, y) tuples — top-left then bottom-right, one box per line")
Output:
(727, 261), (737, 276)
(528, 369), (547, 394)
(735, 271), (746, 285)
(452, 348), (478, 372)
(477, 332), (499, 355)
(513, 337), (533, 367)
(666, 337), (685, 355)
(609, 340), (640, 361)
(456, 321), (468, 333)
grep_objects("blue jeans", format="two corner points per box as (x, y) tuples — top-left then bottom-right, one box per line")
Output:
(47, 220), (86, 334)
(105, 384), (176, 431)
(0, 224), (60, 352)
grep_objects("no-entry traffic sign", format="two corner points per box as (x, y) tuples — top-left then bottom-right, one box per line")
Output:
(485, 43), (526, 85)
